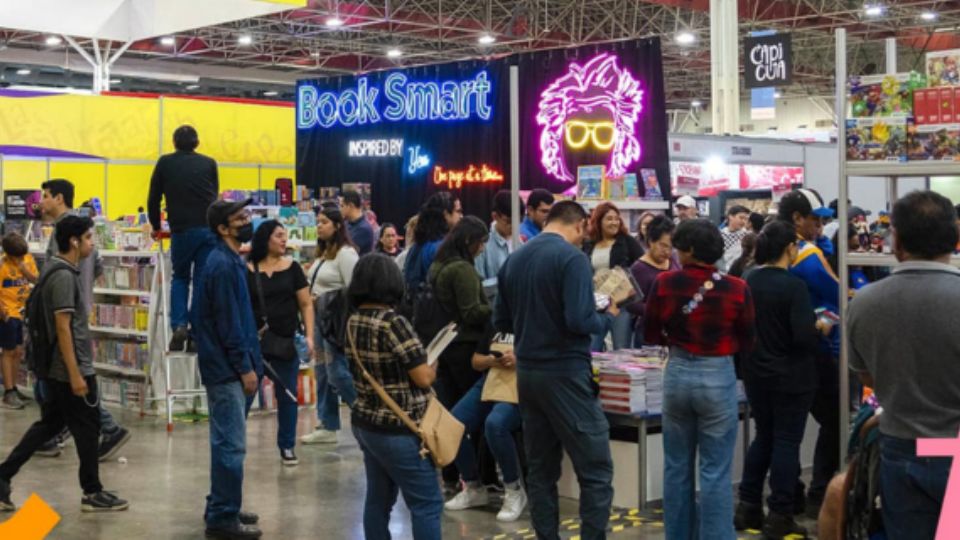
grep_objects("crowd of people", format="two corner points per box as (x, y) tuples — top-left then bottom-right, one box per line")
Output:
(0, 125), (954, 540)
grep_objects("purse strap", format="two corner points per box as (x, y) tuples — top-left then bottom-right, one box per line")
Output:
(346, 317), (423, 437)
(309, 258), (326, 293)
(252, 261), (269, 334)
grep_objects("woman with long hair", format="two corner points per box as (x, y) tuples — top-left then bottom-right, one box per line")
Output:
(403, 192), (462, 287)
(736, 221), (821, 538)
(246, 220), (315, 465)
(636, 211), (657, 251)
(346, 254), (442, 539)
(626, 216), (679, 346)
(300, 207), (360, 446)
(644, 219), (756, 540)
(584, 202), (644, 350)
(376, 223), (401, 258)
(728, 233), (758, 278)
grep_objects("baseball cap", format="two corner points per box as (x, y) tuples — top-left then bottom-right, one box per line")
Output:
(207, 198), (253, 233)
(676, 195), (697, 208)
(849, 206), (871, 220)
(779, 189), (834, 220)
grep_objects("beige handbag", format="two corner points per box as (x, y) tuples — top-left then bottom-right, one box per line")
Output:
(480, 341), (518, 404)
(347, 321), (464, 468)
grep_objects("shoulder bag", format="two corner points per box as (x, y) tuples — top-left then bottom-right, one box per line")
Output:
(346, 316), (464, 468)
(310, 258), (350, 351)
(253, 262), (298, 361)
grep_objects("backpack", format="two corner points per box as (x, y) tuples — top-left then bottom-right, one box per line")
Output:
(411, 264), (455, 344)
(24, 267), (72, 379)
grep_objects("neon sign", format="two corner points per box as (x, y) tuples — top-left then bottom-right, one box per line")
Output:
(298, 70), (493, 129)
(433, 164), (504, 189)
(407, 145), (431, 174)
(348, 138), (404, 157)
(537, 53), (644, 183)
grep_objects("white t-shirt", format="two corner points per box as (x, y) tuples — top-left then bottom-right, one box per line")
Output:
(307, 246), (359, 296)
(591, 245), (612, 273)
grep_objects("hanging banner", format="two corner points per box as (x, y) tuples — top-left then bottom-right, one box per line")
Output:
(744, 33), (793, 89)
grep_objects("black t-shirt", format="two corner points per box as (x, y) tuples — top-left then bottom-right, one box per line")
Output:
(246, 262), (309, 338)
(743, 266), (819, 392)
(474, 324), (514, 357)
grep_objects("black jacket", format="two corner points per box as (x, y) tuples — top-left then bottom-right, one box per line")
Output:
(148, 150), (219, 233)
(583, 233), (644, 270)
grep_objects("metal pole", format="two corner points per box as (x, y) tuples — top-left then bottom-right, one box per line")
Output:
(885, 37), (897, 75)
(836, 28), (850, 463)
(509, 65), (520, 246)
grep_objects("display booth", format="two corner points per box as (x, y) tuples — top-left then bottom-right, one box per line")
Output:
(296, 39), (672, 226)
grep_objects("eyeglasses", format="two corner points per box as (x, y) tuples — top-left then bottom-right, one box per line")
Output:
(565, 120), (617, 150)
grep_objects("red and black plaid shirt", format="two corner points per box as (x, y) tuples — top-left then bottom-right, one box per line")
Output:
(644, 264), (755, 357)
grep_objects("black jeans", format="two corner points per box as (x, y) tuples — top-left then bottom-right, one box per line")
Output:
(0, 376), (102, 494)
(738, 377), (815, 514)
(518, 366), (613, 540)
(808, 352), (840, 500)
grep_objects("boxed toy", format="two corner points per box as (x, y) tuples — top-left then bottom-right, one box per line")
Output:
(846, 117), (908, 161)
(907, 123), (960, 161)
(848, 73), (922, 118)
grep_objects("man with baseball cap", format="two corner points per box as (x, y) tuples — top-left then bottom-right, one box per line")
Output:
(776, 188), (840, 518)
(674, 195), (699, 222)
(192, 198), (263, 539)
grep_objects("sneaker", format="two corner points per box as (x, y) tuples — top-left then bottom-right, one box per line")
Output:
(98, 427), (132, 462)
(300, 428), (337, 445)
(444, 485), (489, 511)
(762, 511), (808, 539)
(56, 427), (72, 448)
(14, 388), (31, 402)
(81, 490), (129, 512)
(496, 485), (527, 522)
(1, 392), (24, 410)
(0, 478), (14, 512)
(35, 439), (62, 458)
(205, 523), (263, 539)
(804, 493), (823, 521)
(239, 511), (259, 525)
(169, 326), (189, 352)
(280, 448), (299, 467)
(734, 501), (765, 531)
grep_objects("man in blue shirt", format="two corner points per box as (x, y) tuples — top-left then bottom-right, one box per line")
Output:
(495, 201), (616, 540)
(777, 188), (840, 518)
(192, 198), (263, 540)
(519, 188), (554, 243)
(475, 190), (522, 295)
(341, 190), (375, 255)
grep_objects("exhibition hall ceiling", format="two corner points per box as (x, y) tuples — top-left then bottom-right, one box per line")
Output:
(0, 0), (957, 104)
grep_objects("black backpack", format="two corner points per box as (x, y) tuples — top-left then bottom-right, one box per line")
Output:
(411, 265), (455, 344)
(24, 267), (72, 379)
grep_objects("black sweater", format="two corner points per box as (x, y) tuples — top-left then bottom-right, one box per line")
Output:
(743, 266), (819, 392)
(583, 233), (644, 270)
(148, 150), (219, 232)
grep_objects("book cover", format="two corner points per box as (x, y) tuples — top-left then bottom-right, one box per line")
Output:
(640, 169), (663, 200)
(605, 176), (626, 200)
(577, 165), (604, 200)
(278, 207), (298, 226)
(623, 173), (640, 200)
(297, 211), (317, 227)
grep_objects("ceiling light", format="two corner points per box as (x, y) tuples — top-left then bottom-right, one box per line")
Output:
(110, 78), (122, 85)
(160, 36), (176, 46)
(238, 34), (253, 46)
(65, 86), (75, 91)
(325, 16), (344, 27)
(386, 48), (403, 58)
(864, 4), (884, 17)
(185, 84), (200, 90)
(920, 11), (938, 21)
(675, 31), (696, 45)
(16, 68), (31, 76)
(691, 99), (702, 108)
(310, 51), (321, 58)
(774, 91), (782, 98)
(45, 36), (62, 46)
(263, 90), (279, 97)
(478, 34), (496, 45)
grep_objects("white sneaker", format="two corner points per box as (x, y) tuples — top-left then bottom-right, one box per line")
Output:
(496, 486), (528, 522)
(299, 429), (338, 445)
(444, 486), (489, 511)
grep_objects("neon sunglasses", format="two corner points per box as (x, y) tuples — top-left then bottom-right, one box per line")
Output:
(564, 120), (617, 150)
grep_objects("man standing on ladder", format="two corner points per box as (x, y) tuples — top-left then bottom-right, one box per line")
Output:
(148, 125), (219, 352)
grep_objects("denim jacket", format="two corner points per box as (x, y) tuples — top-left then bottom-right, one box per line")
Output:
(191, 241), (263, 385)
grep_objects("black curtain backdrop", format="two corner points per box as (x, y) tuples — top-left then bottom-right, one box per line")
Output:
(517, 38), (671, 199)
(296, 39), (669, 227)
(296, 60), (510, 228)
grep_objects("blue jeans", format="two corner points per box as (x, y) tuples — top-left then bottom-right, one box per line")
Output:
(351, 425), (443, 540)
(739, 378), (815, 514)
(264, 358), (299, 450)
(170, 227), (216, 329)
(204, 381), (247, 528)
(451, 376), (522, 484)
(662, 351), (738, 540)
(880, 434), (949, 540)
(518, 366), (613, 540)
(316, 336), (357, 431)
(591, 311), (632, 352)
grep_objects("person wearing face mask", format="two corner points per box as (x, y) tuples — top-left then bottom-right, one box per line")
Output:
(734, 221), (824, 539)
(494, 201), (617, 540)
(191, 198), (264, 540)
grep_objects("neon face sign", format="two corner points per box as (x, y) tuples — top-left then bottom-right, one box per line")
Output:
(537, 53), (644, 183)
(298, 71), (493, 129)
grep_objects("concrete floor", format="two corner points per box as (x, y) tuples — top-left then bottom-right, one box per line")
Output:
(0, 402), (809, 539)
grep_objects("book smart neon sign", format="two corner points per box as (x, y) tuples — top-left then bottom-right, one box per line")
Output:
(298, 71), (493, 129)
